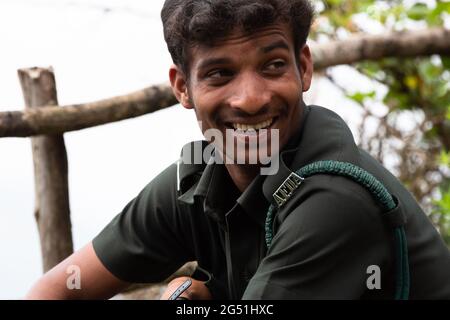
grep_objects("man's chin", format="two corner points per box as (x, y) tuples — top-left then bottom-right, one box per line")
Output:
(219, 146), (278, 165)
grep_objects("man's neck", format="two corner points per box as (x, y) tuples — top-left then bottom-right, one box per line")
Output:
(224, 163), (261, 193)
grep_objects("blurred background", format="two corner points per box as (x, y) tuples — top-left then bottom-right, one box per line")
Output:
(0, 0), (449, 299)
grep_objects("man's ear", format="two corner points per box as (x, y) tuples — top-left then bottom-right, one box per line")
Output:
(298, 44), (313, 92)
(169, 64), (193, 109)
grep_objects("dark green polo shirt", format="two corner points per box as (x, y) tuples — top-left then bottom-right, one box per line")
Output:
(93, 105), (450, 299)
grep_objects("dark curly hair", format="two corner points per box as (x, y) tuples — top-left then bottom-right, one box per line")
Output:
(161, 0), (315, 74)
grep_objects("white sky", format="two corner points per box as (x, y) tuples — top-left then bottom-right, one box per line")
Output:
(0, 0), (380, 299)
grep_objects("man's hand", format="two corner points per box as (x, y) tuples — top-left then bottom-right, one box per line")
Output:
(160, 276), (212, 300)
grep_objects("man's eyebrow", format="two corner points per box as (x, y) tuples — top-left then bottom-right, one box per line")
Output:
(196, 40), (289, 70)
(197, 57), (232, 71)
(261, 40), (289, 53)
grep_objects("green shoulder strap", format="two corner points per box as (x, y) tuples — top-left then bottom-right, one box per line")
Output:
(264, 160), (410, 300)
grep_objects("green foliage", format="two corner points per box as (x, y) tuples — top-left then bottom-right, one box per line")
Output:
(407, 1), (450, 25)
(439, 151), (450, 168)
(346, 91), (376, 104)
(312, 0), (450, 245)
(432, 186), (450, 245)
(315, 0), (449, 30)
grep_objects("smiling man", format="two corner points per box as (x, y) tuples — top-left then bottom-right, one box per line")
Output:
(26, 0), (450, 300)
(172, 20), (310, 191)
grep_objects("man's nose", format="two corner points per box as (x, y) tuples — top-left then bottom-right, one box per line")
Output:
(228, 73), (271, 114)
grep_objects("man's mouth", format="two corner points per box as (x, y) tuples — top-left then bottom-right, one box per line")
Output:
(225, 117), (277, 134)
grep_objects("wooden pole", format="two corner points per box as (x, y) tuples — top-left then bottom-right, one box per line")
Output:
(18, 67), (74, 272)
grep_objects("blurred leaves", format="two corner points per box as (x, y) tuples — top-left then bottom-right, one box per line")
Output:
(312, 0), (450, 245)
(346, 91), (376, 104)
(313, 0), (449, 33)
(432, 186), (450, 244)
(407, 1), (450, 25)
(439, 151), (450, 167)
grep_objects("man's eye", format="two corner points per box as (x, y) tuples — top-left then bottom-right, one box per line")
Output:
(206, 69), (233, 79)
(265, 60), (286, 71)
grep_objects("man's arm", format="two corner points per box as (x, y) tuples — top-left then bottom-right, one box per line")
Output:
(25, 242), (130, 300)
(26, 161), (194, 300)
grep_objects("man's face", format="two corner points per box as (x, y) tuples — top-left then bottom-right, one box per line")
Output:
(170, 23), (313, 165)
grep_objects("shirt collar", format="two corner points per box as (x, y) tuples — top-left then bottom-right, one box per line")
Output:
(177, 144), (240, 224)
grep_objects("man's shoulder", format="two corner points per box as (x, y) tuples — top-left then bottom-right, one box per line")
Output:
(277, 172), (387, 233)
(139, 161), (178, 197)
(290, 105), (360, 167)
(281, 105), (381, 223)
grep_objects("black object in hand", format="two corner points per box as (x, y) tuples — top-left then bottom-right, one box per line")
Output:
(168, 278), (192, 300)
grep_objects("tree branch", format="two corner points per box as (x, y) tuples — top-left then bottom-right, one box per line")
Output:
(312, 27), (450, 69)
(1, 83), (177, 137)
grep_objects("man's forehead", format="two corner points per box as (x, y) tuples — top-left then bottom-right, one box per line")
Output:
(202, 23), (291, 48)
(189, 23), (293, 65)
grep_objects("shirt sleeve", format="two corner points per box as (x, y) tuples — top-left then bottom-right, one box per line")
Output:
(92, 162), (193, 283)
(242, 174), (394, 299)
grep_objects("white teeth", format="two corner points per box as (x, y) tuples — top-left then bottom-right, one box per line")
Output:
(232, 118), (273, 131)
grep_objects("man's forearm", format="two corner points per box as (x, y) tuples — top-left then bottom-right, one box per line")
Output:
(25, 271), (78, 300)
(24, 242), (130, 300)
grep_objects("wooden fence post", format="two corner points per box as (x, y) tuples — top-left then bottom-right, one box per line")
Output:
(18, 67), (73, 272)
